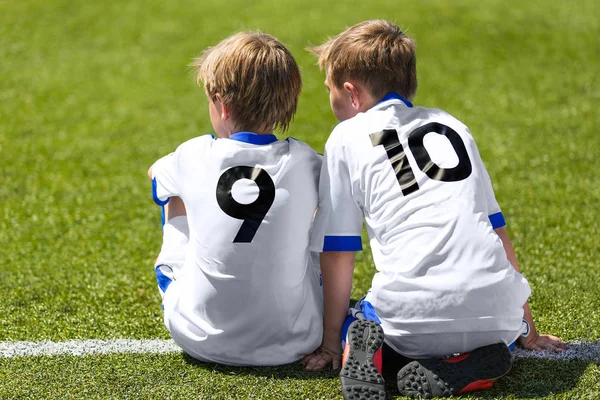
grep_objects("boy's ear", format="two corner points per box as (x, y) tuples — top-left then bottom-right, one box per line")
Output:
(214, 94), (230, 121)
(343, 81), (379, 112)
(343, 82), (362, 111)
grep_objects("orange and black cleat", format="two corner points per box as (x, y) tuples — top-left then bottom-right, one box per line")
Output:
(340, 319), (386, 400)
(396, 342), (512, 399)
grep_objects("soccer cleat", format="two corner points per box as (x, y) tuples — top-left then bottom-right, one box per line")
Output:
(340, 320), (386, 400)
(396, 342), (512, 399)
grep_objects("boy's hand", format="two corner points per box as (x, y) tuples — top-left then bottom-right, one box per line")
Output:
(301, 345), (342, 371)
(518, 333), (567, 352)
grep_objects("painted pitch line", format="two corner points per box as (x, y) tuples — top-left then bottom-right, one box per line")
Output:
(1, 339), (599, 361)
(0, 339), (181, 358)
(511, 342), (600, 362)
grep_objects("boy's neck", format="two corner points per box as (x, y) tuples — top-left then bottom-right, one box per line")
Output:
(217, 124), (274, 139)
(234, 128), (272, 135)
(377, 92), (414, 108)
(229, 123), (273, 136)
(358, 97), (379, 113)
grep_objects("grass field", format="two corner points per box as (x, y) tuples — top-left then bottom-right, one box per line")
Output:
(1, 0), (599, 398)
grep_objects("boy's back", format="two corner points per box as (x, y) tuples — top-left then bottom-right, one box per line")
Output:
(312, 95), (531, 356)
(154, 133), (323, 365)
(303, 21), (565, 399)
(150, 32), (323, 367)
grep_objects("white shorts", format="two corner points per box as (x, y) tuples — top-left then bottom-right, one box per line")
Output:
(384, 324), (527, 358)
(345, 297), (528, 358)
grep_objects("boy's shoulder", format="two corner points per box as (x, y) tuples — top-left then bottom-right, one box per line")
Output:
(285, 137), (322, 162)
(176, 134), (215, 150)
(416, 106), (470, 132)
(285, 136), (318, 152)
(166, 134), (213, 157)
(329, 103), (470, 146)
(174, 134), (320, 161)
(324, 106), (391, 151)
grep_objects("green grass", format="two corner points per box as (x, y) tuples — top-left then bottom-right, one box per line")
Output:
(2, 355), (599, 399)
(1, 0), (599, 398)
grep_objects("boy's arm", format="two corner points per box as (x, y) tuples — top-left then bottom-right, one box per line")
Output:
(495, 227), (566, 352)
(302, 251), (355, 371)
(303, 130), (363, 370)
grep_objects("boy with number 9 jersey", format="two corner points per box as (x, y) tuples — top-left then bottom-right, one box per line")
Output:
(302, 20), (565, 399)
(148, 32), (323, 366)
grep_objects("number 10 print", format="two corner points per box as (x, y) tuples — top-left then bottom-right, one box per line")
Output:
(370, 122), (472, 195)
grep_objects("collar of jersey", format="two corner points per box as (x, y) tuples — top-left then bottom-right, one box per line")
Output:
(376, 92), (413, 108)
(227, 132), (278, 145)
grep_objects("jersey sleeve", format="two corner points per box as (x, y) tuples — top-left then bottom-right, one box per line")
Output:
(309, 147), (323, 190)
(466, 128), (506, 229)
(150, 134), (214, 205)
(310, 134), (363, 252)
(150, 151), (180, 206)
(481, 164), (506, 229)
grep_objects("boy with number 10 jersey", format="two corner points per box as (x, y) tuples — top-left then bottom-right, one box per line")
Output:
(303, 20), (565, 400)
(149, 32), (323, 366)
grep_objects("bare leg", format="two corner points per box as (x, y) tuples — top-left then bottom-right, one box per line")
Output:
(164, 196), (187, 221)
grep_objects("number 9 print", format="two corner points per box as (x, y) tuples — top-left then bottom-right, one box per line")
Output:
(216, 166), (275, 243)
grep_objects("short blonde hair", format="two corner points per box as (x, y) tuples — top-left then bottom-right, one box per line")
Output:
(309, 20), (417, 100)
(191, 32), (301, 133)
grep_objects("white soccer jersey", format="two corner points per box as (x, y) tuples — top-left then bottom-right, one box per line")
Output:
(311, 94), (531, 354)
(152, 132), (323, 366)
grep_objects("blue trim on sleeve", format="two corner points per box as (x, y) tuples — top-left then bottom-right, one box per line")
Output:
(378, 92), (413, 108)
(152, 178), (170, 206)
(323, 236), (363, 251)
(489, 212), (506, 229)
(155, 265), (173, 293)
(228, 132), (278, 145)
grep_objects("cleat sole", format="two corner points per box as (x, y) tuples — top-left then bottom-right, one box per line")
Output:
(340, 320), (386, 400)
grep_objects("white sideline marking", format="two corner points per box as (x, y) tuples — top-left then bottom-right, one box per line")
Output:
(0, 339), (181, 358)
(512, 342), (600, 362)
(1, 339), (599, 361)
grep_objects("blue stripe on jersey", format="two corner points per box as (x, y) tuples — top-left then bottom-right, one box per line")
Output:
(489, 212), (506, 229)
(155, 265), (173, 293)
(323, 236), (363, 251)
(152, 178), (170, 206)
(229, 132), (278, 145)
(378, 92), (413, 108)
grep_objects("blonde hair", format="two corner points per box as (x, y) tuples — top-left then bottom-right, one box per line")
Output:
(309, 20), (417, 100)
(191, 32), (301, 133)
